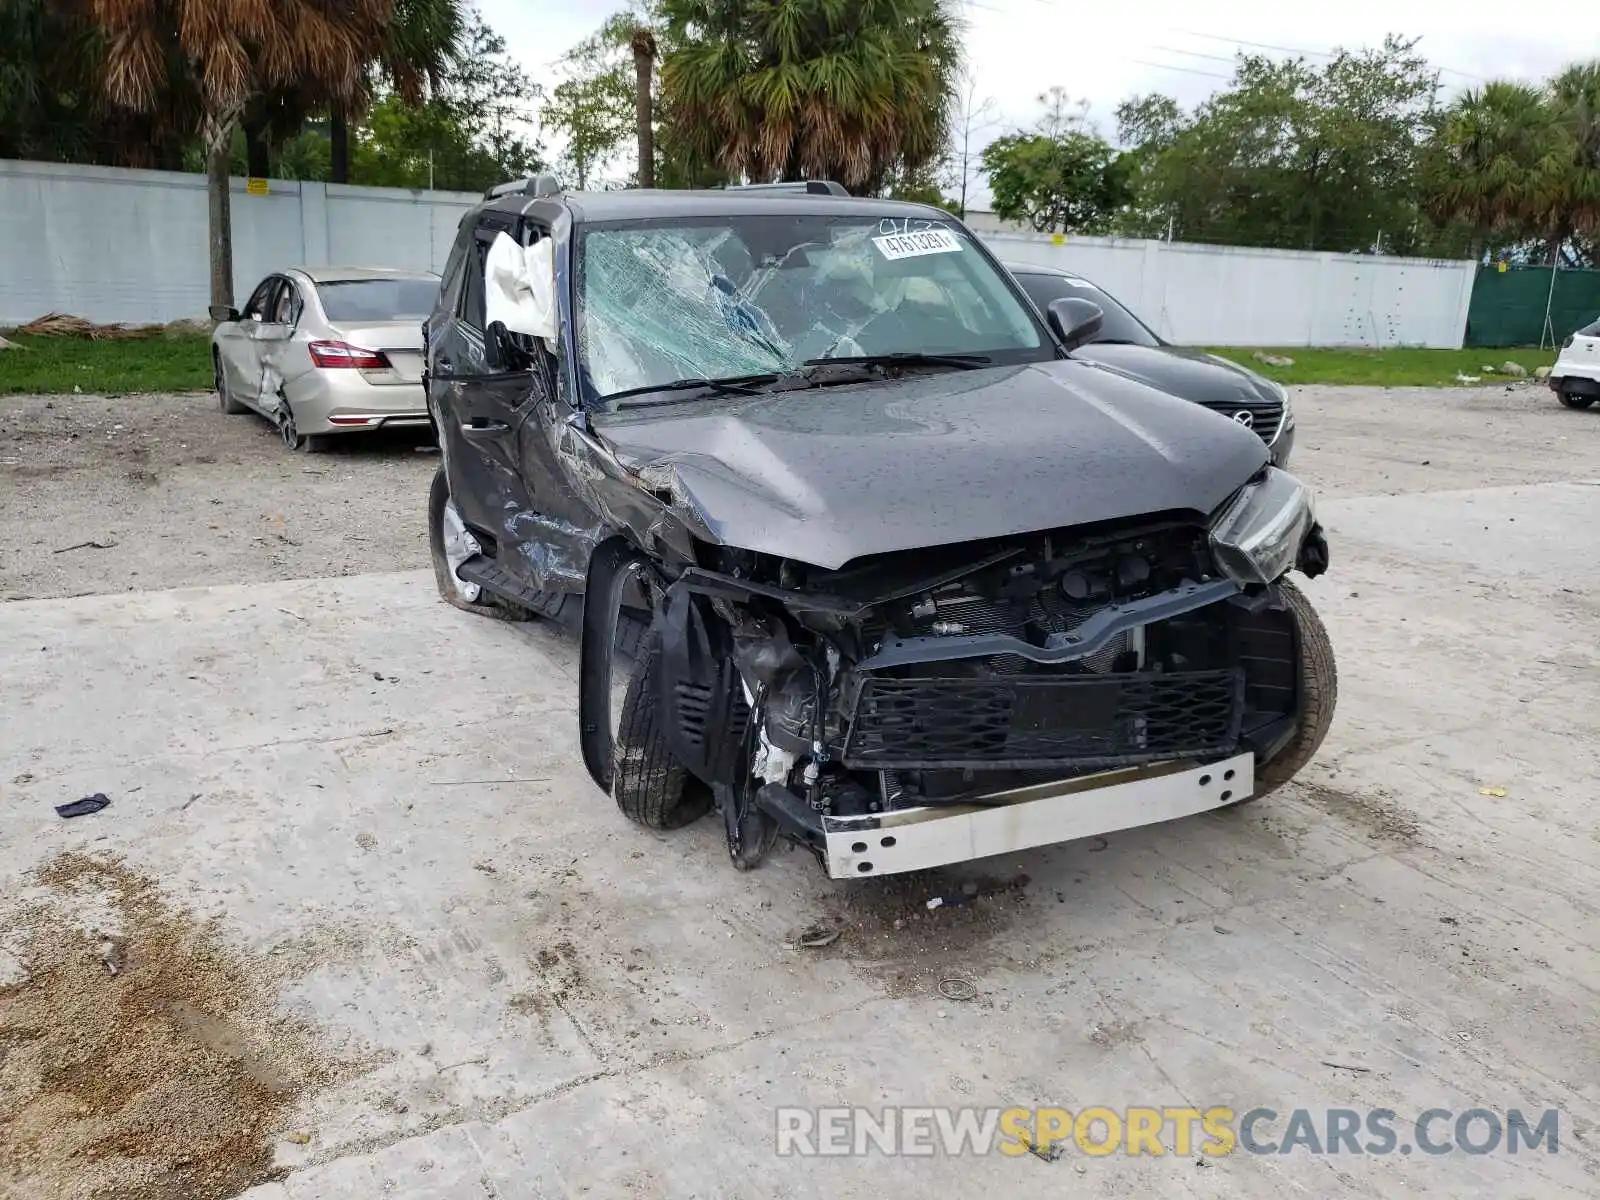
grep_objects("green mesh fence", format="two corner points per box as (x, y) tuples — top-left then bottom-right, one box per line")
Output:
(1465, 265), (1600, 348)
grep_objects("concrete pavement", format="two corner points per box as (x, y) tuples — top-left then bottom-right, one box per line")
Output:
(2, 480), (1598, 1197)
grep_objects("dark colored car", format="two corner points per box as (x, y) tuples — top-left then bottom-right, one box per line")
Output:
(1005, 263), (1296, 467)
(423, 179), (1336, 879)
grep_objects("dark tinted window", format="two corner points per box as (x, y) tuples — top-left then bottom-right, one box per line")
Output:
(1578, 318), (1600, 337)
(458, 240), (489, 328)
(1013, 272), (1161, 348)
(440, 227), (472, 305)
(316, 279), (439, 322)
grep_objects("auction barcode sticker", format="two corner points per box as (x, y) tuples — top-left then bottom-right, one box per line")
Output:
(872, 229), (963, 260)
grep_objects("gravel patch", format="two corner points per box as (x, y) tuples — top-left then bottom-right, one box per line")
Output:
(0, 391), (435, 601)
(1287, 381), (1598, 499)
(2, 381), (1595, 602)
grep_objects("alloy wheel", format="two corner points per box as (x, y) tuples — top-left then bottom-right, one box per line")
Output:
(439, 497), (483, 602)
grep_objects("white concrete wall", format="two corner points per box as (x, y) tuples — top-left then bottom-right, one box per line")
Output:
(0, 159), (1477, 347)
(0, 159), (478, 326)
(987, 232), (1477, 349)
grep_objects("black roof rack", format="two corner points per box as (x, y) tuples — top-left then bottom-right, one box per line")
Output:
(484, 174), (563, 200)
(722, 180), (850, 197)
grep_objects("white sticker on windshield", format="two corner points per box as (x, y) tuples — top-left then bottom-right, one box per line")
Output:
(872, 229), (962, 260)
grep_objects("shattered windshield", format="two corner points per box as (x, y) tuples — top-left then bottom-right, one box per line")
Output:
(575, 215), (1048, 405)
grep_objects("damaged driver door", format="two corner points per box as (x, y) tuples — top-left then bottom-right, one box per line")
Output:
(427, 211), (541, 569)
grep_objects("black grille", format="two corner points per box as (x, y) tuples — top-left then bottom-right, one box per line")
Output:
(1198, 395), (1282, 446)
(842, 669), (1244, 770)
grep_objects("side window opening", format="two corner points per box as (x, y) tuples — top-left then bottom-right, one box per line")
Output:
(440, 226), (472, 309)
(459, 237), (489, 328)
(270, 279), (296, 325)
(242, 278), (277, 322)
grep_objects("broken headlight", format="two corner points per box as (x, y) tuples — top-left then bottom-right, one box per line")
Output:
(1208, 467), (1315, 585)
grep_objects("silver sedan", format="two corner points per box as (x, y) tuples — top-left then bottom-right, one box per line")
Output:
(210, 266), (439, 452)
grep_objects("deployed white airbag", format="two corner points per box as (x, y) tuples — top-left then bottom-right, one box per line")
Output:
(485, 232), (557, 341)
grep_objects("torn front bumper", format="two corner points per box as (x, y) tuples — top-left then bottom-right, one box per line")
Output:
(820, 751), (1254, 878)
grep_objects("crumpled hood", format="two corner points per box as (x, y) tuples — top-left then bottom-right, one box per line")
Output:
(1073, 343), (1280, 408)
(590, 360), (1268, 569)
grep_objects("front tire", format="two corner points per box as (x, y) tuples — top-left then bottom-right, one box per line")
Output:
(612, 630), (712, 830)
(1558, 390), (1595, 410)
(1246, 578), (1338, 801)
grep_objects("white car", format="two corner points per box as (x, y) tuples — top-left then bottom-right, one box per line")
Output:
(210, 266), (439, 451)
(1550, 316), (1600, 410)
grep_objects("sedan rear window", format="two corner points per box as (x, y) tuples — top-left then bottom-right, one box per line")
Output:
(317, 279), (438, 322)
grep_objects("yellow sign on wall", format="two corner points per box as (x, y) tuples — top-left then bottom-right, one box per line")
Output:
(246, 178), (269, 196)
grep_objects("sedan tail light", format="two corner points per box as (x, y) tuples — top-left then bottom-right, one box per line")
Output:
(308, 340), (390, 369)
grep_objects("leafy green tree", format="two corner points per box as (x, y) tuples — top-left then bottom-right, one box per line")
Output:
(349, 14), (546, 194)
(1115, 37), (1441, 253)
(545, 72), (633, 189)
(543, 13), (638, 189)
(543, 6), (732, 191)
(1536, 64), (1600, 262)
(296, 0), (469, 184)
(982, 90), (1132, 233)
(659, 0), (961, 193)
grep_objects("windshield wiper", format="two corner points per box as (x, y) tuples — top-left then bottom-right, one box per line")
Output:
(603, 373), (780, 406)
(803, 352), (993, 372)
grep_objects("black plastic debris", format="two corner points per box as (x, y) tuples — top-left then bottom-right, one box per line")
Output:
(56, 793), (111, 819)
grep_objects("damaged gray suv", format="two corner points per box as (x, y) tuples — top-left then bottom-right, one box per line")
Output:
(423, 177), (1336, 879)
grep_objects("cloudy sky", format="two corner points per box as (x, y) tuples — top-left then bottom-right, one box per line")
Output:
(478, 0), (1583, 177)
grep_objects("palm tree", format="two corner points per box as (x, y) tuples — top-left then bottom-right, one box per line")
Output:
(1532, 63), (1600, 263)
(1427, 82), (1559, 259)
(659, 0), (961, 193)
(0, 0), (195, 169)
(90, 0), (390, 306)
(631, 26), (657, 188)
(328, 0), (467, 183)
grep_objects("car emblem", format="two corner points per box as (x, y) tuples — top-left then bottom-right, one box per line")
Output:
(1231, 410), (1255, 429)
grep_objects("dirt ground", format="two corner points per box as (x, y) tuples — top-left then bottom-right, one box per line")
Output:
(2, 380), (1594, 601)
(0, 392), (435, 602)
(1, 380), (1597, 1198)
(0, 855), (354, 1200)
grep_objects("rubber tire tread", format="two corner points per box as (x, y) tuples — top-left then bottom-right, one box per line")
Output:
(612, 630), (711, 829)
(1249, 577), (1338, 800)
